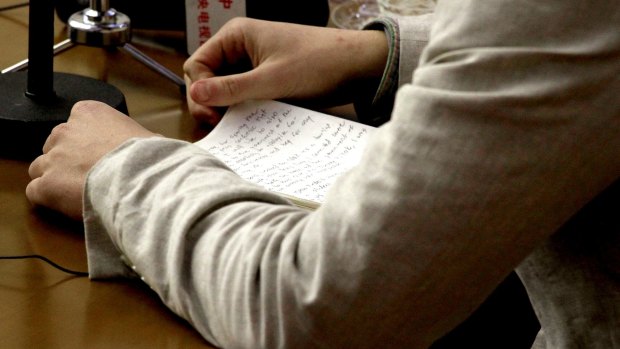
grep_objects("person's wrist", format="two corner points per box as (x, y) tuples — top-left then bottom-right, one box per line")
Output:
(356, 29), (389, 79)
(352, 18), (400, 126)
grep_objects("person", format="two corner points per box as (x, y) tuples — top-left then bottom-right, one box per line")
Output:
(25, 0), (619, 348)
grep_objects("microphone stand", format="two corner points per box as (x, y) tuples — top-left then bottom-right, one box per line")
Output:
(2, 0), (186, 95)
(0, 0), (127, 160)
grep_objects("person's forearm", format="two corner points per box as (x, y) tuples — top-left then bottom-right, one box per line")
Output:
(84, 0), (620, 348)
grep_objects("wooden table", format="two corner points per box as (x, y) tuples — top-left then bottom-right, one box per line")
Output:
(0, 3), (215, 348)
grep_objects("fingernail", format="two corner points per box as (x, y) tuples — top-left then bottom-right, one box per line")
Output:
(192, 81), (210, 102)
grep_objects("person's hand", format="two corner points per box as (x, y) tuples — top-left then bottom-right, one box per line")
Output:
(26, 100), (158, 220)
(183, 18), (388, 125)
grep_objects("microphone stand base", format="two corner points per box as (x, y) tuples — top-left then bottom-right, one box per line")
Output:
(0, 71), (127, 160)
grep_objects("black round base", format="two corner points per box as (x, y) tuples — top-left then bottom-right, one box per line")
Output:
(0, 71), (127, 160)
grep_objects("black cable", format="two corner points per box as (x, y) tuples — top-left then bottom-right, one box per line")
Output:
(0, 2), (29, 12)
(0, 254), (89, 277)
(1, 1), (86, 277)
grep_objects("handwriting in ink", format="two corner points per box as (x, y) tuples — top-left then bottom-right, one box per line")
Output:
(196, 101), (375, 202)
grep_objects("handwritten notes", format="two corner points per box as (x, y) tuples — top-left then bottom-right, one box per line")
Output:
(195, 100), (375, 204)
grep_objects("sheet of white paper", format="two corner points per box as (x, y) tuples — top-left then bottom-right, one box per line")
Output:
(195, 100), (375, 203)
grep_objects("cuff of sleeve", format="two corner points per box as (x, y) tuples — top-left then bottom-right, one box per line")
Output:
(83, 139), (146, 280)
(354, 14), (434, 126)
(84, 214), (139, 280)
(354, 17), (400, 126)
(397, 13), (434, 85)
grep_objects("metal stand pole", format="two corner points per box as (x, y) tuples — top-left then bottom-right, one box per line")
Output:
(0, 0), (127, 159)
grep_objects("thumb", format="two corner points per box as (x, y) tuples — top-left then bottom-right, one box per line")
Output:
(189, 69), (279, 107)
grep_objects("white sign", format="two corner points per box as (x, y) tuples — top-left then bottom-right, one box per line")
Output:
(185, 0), (246, 54)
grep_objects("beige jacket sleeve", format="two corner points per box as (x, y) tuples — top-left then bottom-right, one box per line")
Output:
(83, 1), (620, 348)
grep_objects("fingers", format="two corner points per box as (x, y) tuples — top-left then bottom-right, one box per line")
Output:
(25, 174), (83, 221)
(25, 177), (44, 207)
(185, 67), (277, 125)
(27, 156), (89, 221)
(186, 98), (223, 125)
(27, 153), (46, 179)
(41, 122), (69, 154)
(25, 99), (150, 221)
(25, 176), (52, 211)
(189, 68), (280, 107)
(183, 18), (268, 121)
(26, 152), (59, 211)
(183, 55), (216, 84)
(183, 18), (251, 83)
(189, 76), (238, 107)
(184, 73), (223, 125)
(27, 120), (72, 211)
